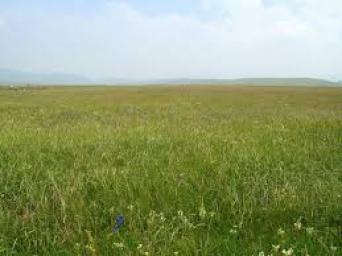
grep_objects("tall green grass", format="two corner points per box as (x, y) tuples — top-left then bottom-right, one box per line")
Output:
(0, 86), (341, 255)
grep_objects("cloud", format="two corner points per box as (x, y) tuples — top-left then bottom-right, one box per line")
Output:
(0, 0), (341, 79)
(201, 0), (341, 38)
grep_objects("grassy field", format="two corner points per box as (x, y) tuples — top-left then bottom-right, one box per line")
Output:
(0, 85), (341, 255)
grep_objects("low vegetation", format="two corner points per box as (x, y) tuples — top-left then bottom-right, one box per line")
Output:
(0, 85), (341, 255)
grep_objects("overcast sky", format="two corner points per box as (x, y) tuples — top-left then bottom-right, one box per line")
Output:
(0, 0), (341, 80)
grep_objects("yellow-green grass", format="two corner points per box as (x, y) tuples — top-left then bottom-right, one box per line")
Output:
(0, 85), (341, 255)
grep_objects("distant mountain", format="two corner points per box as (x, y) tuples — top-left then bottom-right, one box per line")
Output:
(0, 69), (340, 87)
(151, 78), (340, 87)
(0, 69), (90, 85)
(230, 78), (339, 86)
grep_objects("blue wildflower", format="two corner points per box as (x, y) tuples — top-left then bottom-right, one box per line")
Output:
(112, 214), (125, 233)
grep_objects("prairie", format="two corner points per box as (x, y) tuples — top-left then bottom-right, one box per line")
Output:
(0, 85), (341, 255)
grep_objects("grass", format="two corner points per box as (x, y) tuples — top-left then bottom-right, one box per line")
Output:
(0, 85), (341, 255)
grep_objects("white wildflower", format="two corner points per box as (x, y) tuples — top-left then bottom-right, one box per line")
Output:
(113, 242), (124, 249)
(272, 244), (281, 252)
(209, 211), (215, 218)
(282, 248), (294, 256)
(160, 212), (166, 222)
(277, 228), (285, 236)
(199, 204), (207, 219)
(294, 219), (302, 230)
(229, 229), (238, 234)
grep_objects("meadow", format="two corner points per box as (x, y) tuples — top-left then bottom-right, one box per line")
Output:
(0, 85), (341, 255)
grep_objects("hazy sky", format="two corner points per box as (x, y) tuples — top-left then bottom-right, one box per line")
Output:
(0, 0), (341, 80)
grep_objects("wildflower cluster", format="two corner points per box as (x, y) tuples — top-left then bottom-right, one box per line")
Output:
(147, 210), (167, 226)
(136, 243), (149, 255)
(259, 217), (340, 256)
(176, 210), (194, 229)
